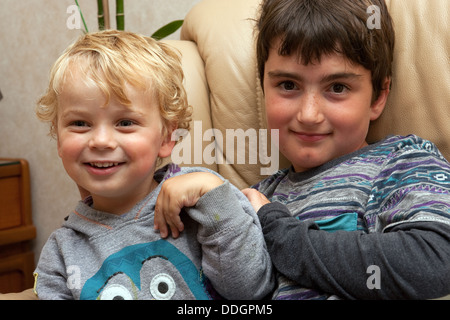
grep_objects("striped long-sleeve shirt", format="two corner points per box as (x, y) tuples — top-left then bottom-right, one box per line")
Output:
(255, 135), (450, 299)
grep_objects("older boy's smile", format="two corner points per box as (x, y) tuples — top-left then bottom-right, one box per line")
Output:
(292, 131), (331, 143)
(263, 41), (388, 172)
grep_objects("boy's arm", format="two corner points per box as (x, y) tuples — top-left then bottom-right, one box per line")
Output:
(257, 139), (450, 299)
(187, 180), (275, 299)
(155, 172), (275, 299)
(34, 234), (74, 300)
(258, 201), (450, 299)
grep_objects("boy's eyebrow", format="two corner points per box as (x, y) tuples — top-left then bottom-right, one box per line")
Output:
(60, 108), (88, 119)
(60, 107), (146, 119)
(267, 70), (363, 83)
(321, 72), (363, 83)
(267, 70), (303, 81)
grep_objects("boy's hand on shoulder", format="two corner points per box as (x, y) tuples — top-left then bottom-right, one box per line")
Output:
(241, 188), (271, 213)
(154, 172), (224, 239)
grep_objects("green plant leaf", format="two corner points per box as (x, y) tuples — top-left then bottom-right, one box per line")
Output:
(151, 20), (184, 40)
(75, 0), (89, 33)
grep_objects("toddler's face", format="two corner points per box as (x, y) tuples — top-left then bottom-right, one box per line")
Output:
(56, 66), (174, 214)
(263, 41), (388, 172)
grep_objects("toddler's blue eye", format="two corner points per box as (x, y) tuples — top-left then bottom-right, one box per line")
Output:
(72, 120), (87, 127)
(118, 120), (134, 126)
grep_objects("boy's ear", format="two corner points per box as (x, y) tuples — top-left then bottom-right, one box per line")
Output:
(370, 77), (391, 121)
(158, 124), (177, 158)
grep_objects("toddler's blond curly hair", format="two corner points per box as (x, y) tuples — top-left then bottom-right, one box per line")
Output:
(36, 30), (191, 140)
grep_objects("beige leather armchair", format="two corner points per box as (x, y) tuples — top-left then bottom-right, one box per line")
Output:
(2, 0), (448, 300)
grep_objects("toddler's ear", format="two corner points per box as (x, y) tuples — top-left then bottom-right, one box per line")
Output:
(158, 124), (177, 158)
(370, 77), (391, 121)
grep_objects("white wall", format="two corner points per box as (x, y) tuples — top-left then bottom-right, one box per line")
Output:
(0, 0), (201, 263)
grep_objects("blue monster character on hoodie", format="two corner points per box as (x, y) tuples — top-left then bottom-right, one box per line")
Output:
(81, 239), (211, 300)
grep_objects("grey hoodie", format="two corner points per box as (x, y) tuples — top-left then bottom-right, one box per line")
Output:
(34, 164), (274, 300)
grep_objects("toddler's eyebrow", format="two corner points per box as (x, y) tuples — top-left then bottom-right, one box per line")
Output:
(60, 109), (88, 119)
(60, 107), (145, 119)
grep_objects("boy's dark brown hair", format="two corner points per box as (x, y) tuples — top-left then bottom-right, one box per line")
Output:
(256, 0), (395, 100)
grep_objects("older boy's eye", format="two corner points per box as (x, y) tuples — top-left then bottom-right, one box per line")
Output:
(330, 83), (348, 94)
(280, 81), (296, 91)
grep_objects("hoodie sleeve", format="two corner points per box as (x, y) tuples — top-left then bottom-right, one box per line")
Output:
(34, 232), (74, 300)
(186, 180), (275, 299)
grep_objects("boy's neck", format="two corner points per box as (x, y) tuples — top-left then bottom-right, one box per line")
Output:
(89, 178), (159, 215)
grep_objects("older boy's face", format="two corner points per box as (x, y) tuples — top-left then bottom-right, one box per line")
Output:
(56, 66), (175, 214)
(263, 43), (388, 172)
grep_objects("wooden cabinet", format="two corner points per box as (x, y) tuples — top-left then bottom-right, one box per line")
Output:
(0, 159), (36, 293)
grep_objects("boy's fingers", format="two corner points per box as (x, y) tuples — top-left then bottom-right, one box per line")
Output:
(155, 194), (185, 238)
(241, 188), (270, 212)
(169, 225), (180, 239)
(154, 199), (169, 238)
(166, 208), (185, 239)
(154, 212), (169, 238)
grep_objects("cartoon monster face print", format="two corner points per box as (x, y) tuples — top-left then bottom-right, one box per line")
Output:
(80, 239), (210, 300)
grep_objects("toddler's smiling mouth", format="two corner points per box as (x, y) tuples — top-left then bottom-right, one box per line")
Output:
(84, 162), (126, 172)
(89, 162), (121, 168)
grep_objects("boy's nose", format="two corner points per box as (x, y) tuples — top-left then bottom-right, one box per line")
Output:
(89, 126), (117, 150)
(296, 92), (324, 125)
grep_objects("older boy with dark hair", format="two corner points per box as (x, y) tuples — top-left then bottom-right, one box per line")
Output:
(244, 0), (450, 299)
(156, 0), (450, 299)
